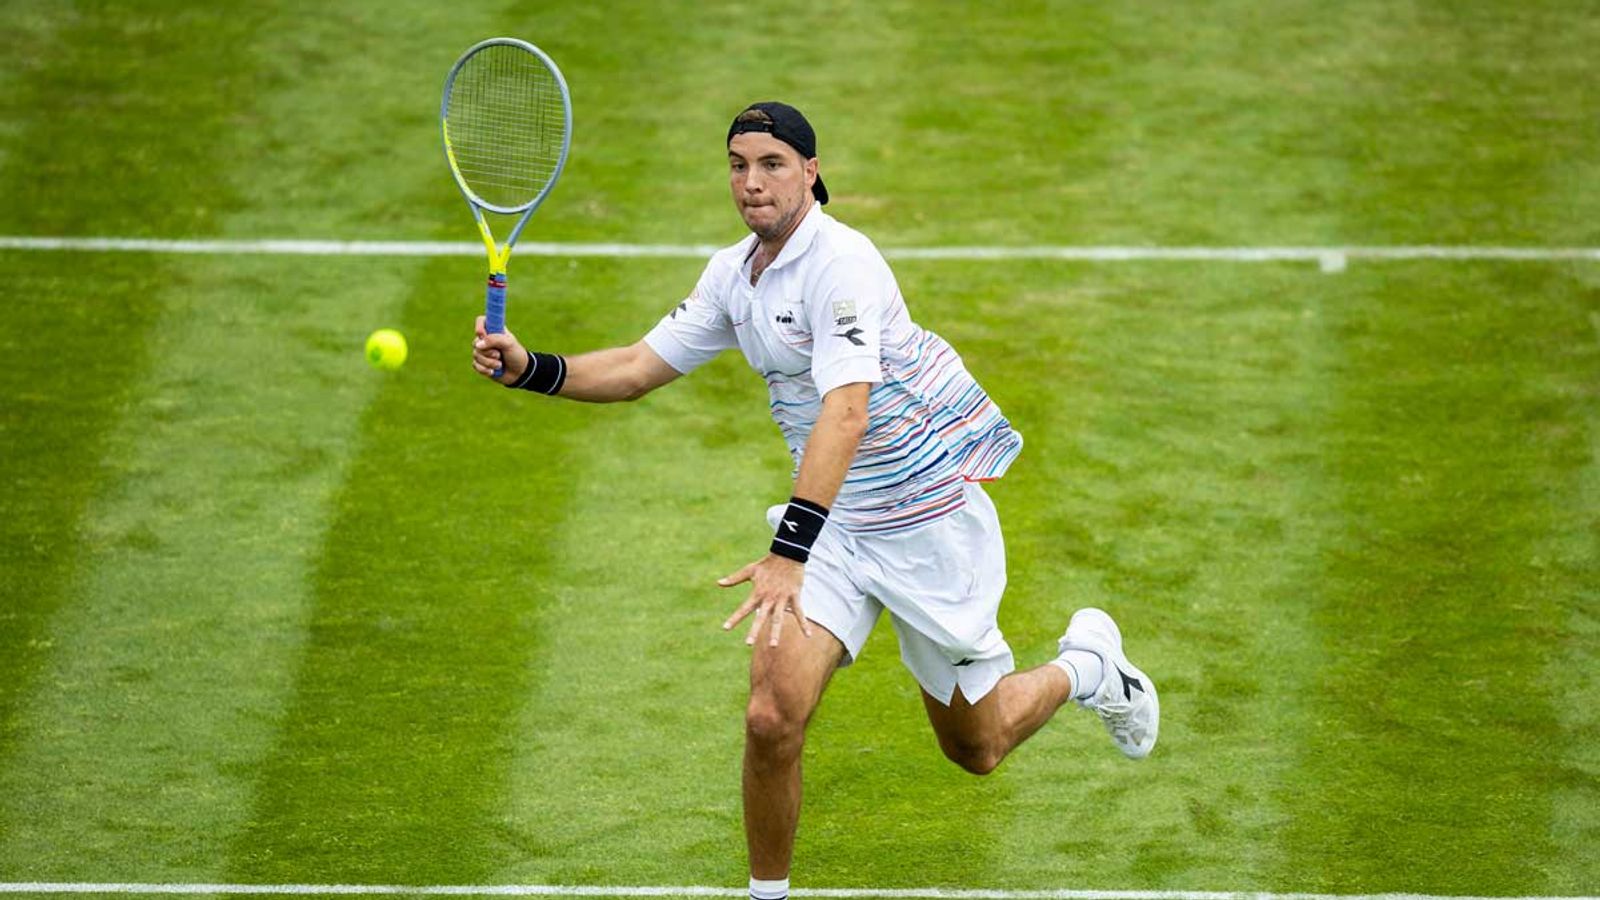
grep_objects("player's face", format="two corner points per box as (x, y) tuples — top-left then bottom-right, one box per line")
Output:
(728, 132), (817, 241)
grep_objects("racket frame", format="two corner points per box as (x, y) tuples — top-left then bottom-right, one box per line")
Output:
(440, 37), (572, 359)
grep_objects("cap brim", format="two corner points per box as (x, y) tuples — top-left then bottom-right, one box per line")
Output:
(812, 174), (829, 205)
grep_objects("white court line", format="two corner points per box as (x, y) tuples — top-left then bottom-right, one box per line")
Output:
(0, 886), (1594, 899)
(1, 236), (1599, 265)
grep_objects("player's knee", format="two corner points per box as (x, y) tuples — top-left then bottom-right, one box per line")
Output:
(939, 736), (1002, 776)
(952, 749), (1002, 776)
(745, 696), (806, 756)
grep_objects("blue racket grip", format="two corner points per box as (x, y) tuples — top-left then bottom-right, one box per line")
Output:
(485, 272), (507, 377)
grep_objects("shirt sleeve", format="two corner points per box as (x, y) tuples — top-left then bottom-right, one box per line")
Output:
(808, 253), (887, 397)
(643, 260), (737, 375)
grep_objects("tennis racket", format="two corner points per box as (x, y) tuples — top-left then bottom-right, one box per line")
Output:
(441, 37), (572, 376)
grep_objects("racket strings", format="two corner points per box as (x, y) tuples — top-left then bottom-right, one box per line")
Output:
(446, 43), (566, 210)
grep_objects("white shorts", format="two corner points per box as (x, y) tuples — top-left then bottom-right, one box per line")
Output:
(765, 481), (1016, 705)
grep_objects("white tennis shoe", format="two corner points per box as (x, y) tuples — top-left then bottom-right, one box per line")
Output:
(1058, 607), (1159, 759)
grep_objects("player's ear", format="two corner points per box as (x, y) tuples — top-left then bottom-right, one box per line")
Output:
(805, 157), (818, 192)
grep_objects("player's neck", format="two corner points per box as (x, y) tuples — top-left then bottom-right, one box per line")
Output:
(749, 205), (808, 284)
(749, 244), (779, 285)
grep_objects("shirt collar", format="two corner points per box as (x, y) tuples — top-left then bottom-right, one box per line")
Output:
(742, 201), (825, 275)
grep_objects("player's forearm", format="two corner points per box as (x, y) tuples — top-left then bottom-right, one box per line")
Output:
(486, 336), (678, 401)
(555, 345), (657, 403)
(791, 386), (869, 508)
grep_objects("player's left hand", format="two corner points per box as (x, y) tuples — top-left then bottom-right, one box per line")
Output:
(718, 554), (814, 647)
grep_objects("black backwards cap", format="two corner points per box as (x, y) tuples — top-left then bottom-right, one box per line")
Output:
(727, 101), (829, 205)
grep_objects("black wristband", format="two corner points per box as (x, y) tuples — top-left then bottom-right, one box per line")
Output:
(770, 496), (830, 564)
(506, 349), (568, 395)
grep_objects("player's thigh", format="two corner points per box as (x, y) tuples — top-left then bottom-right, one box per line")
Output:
(747, 622), (846, 728)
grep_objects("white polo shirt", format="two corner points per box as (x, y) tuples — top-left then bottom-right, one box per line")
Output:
(644, 202), (1022, 534)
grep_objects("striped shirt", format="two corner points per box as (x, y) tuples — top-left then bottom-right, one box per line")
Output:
(644, 203), (1021, 534)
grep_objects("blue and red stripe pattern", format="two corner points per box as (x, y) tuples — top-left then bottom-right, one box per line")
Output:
(767, 325), (1022, 535)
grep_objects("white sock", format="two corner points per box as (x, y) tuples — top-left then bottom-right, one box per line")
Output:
(751, 877), (789, 900)
(1053, 650), (1104, 700)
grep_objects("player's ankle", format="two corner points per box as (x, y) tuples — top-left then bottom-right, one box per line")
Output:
(751, 876), (789, 900)
(1052, 649), (1104, 700)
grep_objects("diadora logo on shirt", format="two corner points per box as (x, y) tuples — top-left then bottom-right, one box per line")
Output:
(775, 311), (795, 325)
(670, 289), (698, 319)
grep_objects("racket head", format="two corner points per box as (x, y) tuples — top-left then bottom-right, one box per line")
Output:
(441, 38), (573, 216)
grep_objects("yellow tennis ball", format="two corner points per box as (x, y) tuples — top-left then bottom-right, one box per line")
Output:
(365, 329), (407, 370)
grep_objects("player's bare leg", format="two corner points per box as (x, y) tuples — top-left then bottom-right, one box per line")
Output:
(919, 663), (1074, 775)
(744, 614), (847, 879)
(923, 607), (1160, 772)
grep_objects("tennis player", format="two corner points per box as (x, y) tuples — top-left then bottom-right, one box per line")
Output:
(471, 101), (1159, 897)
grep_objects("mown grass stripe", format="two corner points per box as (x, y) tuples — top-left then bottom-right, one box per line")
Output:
(0, 256), (164, 750)
(1282, 263), (1584, 892)
(1272, 0), (1600, 888)
(0, 1), (290, 851)
(0, 2), (422, 881)
(0, 255), (413, 877)
(0, 2), (266, 755)
(219, 259), (597, 883)
(215, 1), (589, 884)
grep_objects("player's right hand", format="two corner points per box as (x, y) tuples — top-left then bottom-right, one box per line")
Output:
(718, 554), (814, 648)
(472, 315), (529, 385)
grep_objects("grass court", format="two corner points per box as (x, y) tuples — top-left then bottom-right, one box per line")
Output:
(1, 0), (1596, 894)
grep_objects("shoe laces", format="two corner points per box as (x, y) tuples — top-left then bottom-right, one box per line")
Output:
(1089, 693), (1137, 741)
